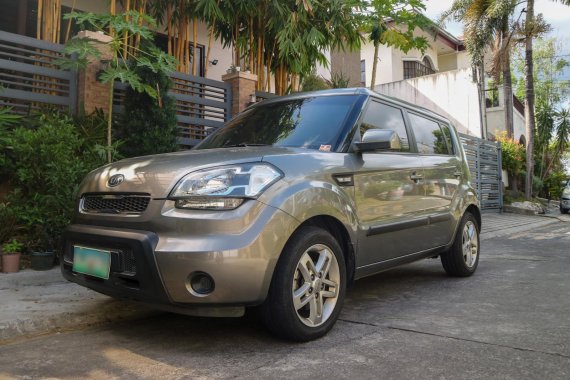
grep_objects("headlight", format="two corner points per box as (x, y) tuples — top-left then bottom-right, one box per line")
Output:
(169, 163), (282, 210)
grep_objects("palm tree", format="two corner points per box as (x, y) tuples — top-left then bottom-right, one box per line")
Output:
(522, 0), (570, 199)
(441, 0), (518, 139)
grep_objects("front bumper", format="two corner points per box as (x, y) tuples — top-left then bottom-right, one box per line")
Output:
(560, 198), (570, 210)
(61, 200), (300, 310)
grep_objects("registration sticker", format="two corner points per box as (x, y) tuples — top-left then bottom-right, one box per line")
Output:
(72, 246), (111, 280)
(319, 144), (332, 152)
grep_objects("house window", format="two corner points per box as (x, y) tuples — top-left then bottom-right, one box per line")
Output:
(155, 34), (206, 77)
(485, 88), (500, 108)
(403, 59), (436, 80)
(360, 59), (366, 86)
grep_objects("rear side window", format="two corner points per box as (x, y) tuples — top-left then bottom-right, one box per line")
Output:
(440, 123), (456, 155)
(360, 101), (410, 151)
(408, 113), (451, 155)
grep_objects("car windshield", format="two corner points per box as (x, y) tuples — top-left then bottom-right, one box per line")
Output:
(195, 95), (357, 151)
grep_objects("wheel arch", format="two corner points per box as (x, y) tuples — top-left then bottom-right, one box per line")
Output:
(465, 203), (482, 230)
(298, 215), (356, 285)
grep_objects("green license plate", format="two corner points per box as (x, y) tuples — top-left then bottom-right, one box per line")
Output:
(73, 246), (111, 280)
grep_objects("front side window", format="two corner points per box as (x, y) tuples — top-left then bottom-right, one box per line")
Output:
(359, 101), (410, 152)
(408, 113), (451, 155)
(196, 96), (358, 151)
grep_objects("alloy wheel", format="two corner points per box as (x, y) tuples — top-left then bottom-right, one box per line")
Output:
(292, 244), (340, 327)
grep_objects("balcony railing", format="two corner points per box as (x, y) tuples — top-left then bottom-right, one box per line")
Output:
(403, 60), (435, 80)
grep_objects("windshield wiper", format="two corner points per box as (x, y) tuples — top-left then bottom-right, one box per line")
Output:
(224, 143), (270, 148)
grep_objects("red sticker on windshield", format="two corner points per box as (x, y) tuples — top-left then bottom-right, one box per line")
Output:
(319, 145), (331, 152)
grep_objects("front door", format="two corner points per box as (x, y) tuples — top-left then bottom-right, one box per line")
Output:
(352, 100), (427, 266)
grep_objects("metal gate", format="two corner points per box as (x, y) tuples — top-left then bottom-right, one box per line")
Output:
(459, 133), (503, 210)
(0, 31), (76, 114)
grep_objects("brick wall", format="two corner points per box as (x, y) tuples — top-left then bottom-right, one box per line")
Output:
(222, 71), (258, 116)
(74, 31), (113, 114)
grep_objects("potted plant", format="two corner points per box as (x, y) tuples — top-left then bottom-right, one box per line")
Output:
(28, 226), (55, 271)
(1, 239), (23, 273)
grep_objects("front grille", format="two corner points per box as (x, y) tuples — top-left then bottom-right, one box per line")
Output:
(81, 194), (150, 215)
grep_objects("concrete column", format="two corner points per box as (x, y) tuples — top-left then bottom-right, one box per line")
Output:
(74, 31), (113, 114)
(222, 71), (258, 116)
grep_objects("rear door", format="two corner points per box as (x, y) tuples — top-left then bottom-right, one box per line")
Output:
(406, 112), (460, 247)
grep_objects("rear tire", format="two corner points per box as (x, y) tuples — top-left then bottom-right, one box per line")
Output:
(441, 212), (480, 277)
(261, 226), (346, 342)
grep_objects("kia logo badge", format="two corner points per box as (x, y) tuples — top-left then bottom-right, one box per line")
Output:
(107, 174), (125, 187)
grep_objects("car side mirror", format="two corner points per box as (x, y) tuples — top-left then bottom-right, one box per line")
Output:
(353, 129), (401, 153)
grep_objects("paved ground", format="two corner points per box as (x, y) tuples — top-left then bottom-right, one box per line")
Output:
(0, 215), (569, 379)
(0, 212), (558, 343)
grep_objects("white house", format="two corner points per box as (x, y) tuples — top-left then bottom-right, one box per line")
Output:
(327, 20), (526, 141)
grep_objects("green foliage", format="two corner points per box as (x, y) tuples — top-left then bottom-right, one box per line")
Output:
(544, 170), (567, 199)
(496, 131), (525, 176)
(2, 239), (23, 254)
(117, 64), (178, 157)
(326, 72), (351, 89)
(513, 37), (570, 107)
(58, 11), (176, 162)
(197, 0), (363, 92)
(0, 107), (22, 129)
(301, 74), (331, 92)
(364, 0), (430, 53)
(7, 110), (107, 249)
(0, 203), (17, 245)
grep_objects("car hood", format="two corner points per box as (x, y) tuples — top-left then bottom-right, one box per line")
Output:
(78, 146), (304, 198)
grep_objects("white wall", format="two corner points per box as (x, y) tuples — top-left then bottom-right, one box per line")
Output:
(315, 49), (331, 81)
(485, 85), (526, 140)
(376, 68), (483, 137)
(359, 40), (394, 87)
(486, 104), (526, 141)
(358, 26), (446, 88)
(457, 50), (471, 70)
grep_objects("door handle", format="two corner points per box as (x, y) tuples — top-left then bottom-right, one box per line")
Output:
(410, 172), (423, 183)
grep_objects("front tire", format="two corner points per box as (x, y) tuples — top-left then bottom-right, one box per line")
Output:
(441, 212), (480, 277)
(262, 226), (346, 342)
(561, 207), (569, 215)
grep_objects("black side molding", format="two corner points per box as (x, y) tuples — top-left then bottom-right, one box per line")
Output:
(367, 213), (451, 236)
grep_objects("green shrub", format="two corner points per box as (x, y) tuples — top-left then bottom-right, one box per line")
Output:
(0, 107), (22, 179)
(325, 72), (350, 88)
(301, 73), (331, 92)
(8, 110), (107, 249)
(116, 63), (178, 158)
(0, 203), (18, 244)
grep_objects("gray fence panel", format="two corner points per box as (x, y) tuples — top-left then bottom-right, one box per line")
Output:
(459, 133), (503, 211)
(0, 30), (76, 114)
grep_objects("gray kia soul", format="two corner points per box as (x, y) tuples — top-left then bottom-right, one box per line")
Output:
(62, 88), (481, 341)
